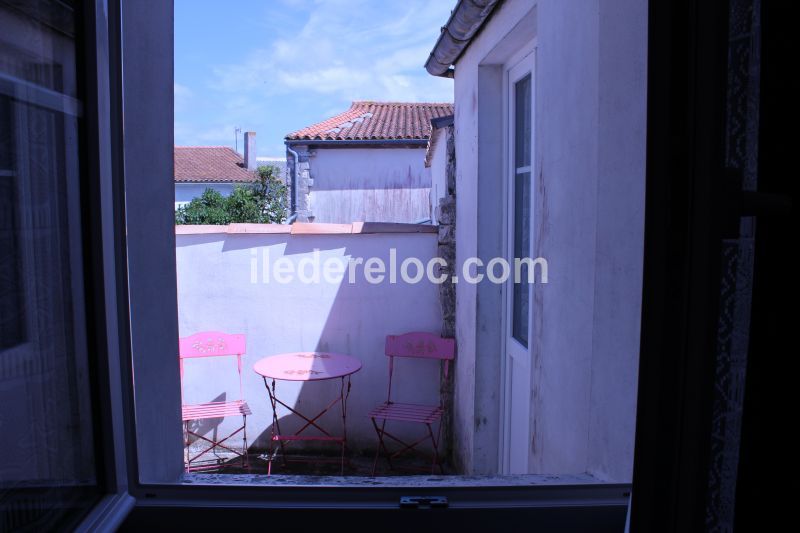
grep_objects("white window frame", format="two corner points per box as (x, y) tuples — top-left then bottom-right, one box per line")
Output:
(500, 42), (536, 475)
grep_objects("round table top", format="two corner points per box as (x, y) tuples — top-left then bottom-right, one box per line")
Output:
(253, 352), (362, 381)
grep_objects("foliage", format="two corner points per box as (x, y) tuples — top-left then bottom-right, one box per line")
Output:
(175, 165), (288, 225)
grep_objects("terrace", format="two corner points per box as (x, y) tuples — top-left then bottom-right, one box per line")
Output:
(176, 221), (452, 476)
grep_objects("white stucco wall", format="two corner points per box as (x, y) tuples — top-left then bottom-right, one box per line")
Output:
(451, 0), (646, 480)
(450, 0), (537, 477)
(306, 147), (432, 224)
(175, 183), (236, 208)
(175, 230), (443, 455)
(586, 0), (647, 481)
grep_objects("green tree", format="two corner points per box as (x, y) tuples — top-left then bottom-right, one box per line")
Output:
(175, 165), (288, 225)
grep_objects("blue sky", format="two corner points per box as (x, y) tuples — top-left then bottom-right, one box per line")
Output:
(174, 0), (455, 156)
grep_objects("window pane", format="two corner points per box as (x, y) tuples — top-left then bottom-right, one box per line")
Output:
(0, 2), (100, 529)
(515, 74), (532, 169)
(512, 74), (531, 346)
(0, 96), (24, 349)
(512, 171), (531, 346)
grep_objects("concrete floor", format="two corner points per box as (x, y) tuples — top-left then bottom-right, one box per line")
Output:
(181, 451), (604, 488)
(187, 450), (448, 477)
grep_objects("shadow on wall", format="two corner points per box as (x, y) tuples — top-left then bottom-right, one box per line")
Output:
(175, 230), (444, 464)
(184, 392), (226, 447)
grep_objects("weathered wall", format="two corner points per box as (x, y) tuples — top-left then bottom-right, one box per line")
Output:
(434, 124), (457, 461)
(451, 0), (536, 476)
(175, 228), (444, 455)
(428, 129), (449, 225)
(298, 146), (432, 224)
(587, 0), (647, 482)
(451, 0), (646, 480)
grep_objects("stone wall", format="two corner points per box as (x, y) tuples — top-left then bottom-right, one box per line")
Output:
(435, 123), (456, 461)
(288, 144), (314, 222)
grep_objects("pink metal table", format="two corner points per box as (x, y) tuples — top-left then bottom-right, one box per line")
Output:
(253, 352), (361, 474)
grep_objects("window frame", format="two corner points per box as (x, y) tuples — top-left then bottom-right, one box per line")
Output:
(1, 0), (141, 529)
(72, 0), (749, 528)
(107, 0), (631, 518)
(500, 44), (536, 475)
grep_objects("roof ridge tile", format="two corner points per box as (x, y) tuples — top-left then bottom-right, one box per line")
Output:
(286, 101), (454, 142)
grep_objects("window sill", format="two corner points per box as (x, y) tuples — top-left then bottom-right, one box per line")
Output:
(175, 222), (438, 235)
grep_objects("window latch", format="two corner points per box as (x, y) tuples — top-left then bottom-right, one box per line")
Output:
(399, 496), (448, 509)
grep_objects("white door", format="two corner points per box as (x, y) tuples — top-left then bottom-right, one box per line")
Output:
(502, 50), (534, 474)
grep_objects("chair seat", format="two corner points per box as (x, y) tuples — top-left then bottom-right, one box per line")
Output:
(369, 402), (443, 424)
(182, 400), (251, 421)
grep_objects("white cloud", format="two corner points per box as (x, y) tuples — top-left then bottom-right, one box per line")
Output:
(277, 67), (371, 94)
(209, 0), (454, 103)
(175, 123), (238, 147)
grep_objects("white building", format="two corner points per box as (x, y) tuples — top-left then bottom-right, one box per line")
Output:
(174, 132), (286, 209)
(285, 101), (453, 224)
(425, 0), (647, 480)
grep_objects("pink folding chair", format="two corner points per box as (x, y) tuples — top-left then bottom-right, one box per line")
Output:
(179, 331), (252, 472)
(369, 332), (455, 475)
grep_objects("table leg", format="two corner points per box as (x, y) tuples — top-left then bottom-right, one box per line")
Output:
(262, 373), (355, 475)
(339, 376), (352, 474)
(272, 380), (288, 464)
(264, 377), (286, 475)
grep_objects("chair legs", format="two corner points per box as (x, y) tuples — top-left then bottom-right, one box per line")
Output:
(183, 415), (249, 472)
(242, 414), (249, 468)
(184, 421), (191, 469)
(370, 418), (443, 475)
(371, 417), (393, 476)
(426, 423), (444, 475)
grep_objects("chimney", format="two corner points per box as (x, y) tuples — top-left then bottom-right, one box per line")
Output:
(244, 131), (256, 170)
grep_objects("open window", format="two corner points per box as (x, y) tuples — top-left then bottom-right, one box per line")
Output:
(1, 0), (788, 530)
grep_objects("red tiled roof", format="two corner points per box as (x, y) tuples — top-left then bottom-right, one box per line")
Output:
(174, 146), (256, 183)
(285, 101), (454, 142)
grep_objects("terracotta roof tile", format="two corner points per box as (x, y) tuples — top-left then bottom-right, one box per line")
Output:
(174, 146), (256, 183)
(285, 101), (454, 142)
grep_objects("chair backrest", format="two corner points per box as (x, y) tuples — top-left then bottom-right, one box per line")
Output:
(178, 331), (246, 402)
(384, 332), (455, 404)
